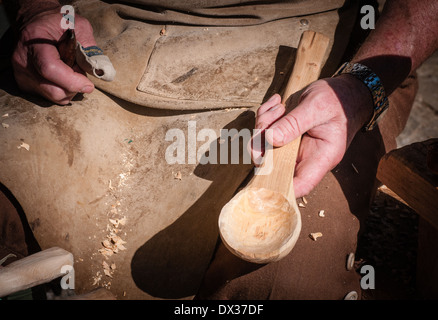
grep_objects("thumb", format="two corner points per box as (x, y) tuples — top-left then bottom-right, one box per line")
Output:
(74, 15), (97, 48)
(265, 99), (315, 147)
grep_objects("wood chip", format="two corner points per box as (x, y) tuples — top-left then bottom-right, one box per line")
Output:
(109, 217), (127, 228)
(318, 210), (325, 217)
(98, 248), (113, 258)
(174, 171), (182, 180)
(102, 261), (113, 278)
(17, 142), (30, 151)
(2, 123), (9, 128)
(118, 217), (127, 226)
(92, 271), (102, 285)
(309, 232), (323, 241)
(298, 202), (305, 208)
(302, 197), (308, 204)
(102, 239), (112, 249)
(103, 268), (112, 277)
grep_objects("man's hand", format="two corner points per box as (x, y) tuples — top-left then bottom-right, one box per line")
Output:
(253, 75), (373, 198)
(11, 7), (97, 105)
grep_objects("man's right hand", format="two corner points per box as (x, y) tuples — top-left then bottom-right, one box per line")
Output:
(251, 75), (373, 198)
(11, 7), (97, 105)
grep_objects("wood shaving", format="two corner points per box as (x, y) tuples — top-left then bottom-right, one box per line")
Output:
(309, 232), (323, 241)
(302, 197), (308, 204)
(352, 163), (359, 174)
(103, 268), (112, 277)
(97, 199), (127, 286)
(298, 202), (305, 208)
(2, 123), (9, 128)
(92, 271), (102, 285)
(318, 210), (325, 217)
(2, 113), (8, 118)
(174, 171), (182, 180)
(17, 142), (30, 151)
(109, 217), (127, 228)
(0, 253), (16, 266)
(100, 234), (127, 257)
(102, 261), (113, 278)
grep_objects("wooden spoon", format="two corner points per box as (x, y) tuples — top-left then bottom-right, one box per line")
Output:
(218, 31), (330, 263)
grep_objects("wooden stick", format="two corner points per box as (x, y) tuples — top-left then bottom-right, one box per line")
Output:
(0, 247), (73, 298)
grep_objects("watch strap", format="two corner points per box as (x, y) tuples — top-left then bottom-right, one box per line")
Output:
(332, 62), (389, 131)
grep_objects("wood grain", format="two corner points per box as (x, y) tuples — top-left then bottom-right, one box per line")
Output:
(0, 247), (73, 298)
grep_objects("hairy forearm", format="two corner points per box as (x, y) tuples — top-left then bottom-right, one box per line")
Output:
(352, 0), (438, 95)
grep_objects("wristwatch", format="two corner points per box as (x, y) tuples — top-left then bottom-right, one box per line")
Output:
(332, 62), (389, 131)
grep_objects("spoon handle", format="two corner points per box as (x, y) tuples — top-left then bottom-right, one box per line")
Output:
(249, 30), (330, 202)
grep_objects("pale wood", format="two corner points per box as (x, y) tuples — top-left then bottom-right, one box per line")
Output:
(219, 31), (330, 263)
(0, 247), (73, 298)
(377, 184), (410, 208)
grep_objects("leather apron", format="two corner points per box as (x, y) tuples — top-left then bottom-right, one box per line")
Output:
(0, 0), (396, 300)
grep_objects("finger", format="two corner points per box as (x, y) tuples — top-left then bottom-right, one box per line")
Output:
(31, 42), (94, 93)
(265, 98), (320, 147)
(292, 136), (338, 198)
(257, 93), (282, 115)
(255, 103), (285, 130)
(14, 62), (76, 105)
(74, 16), (97, 48)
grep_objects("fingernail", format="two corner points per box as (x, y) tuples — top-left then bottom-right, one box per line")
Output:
(80, 85), (94, 93)
(266, 95), (275, 102)
(270, 104), (281, 112)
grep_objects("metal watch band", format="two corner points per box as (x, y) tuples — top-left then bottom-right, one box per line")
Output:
(332, 62), (389, 131)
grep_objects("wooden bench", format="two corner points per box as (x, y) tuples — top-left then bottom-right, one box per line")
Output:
(376, 138), (438, 299)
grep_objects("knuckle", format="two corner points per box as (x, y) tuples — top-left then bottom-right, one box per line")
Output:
(38, 60), (58, 78)
(282, 113), (302, 137)
(11, 51), (23, 67)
